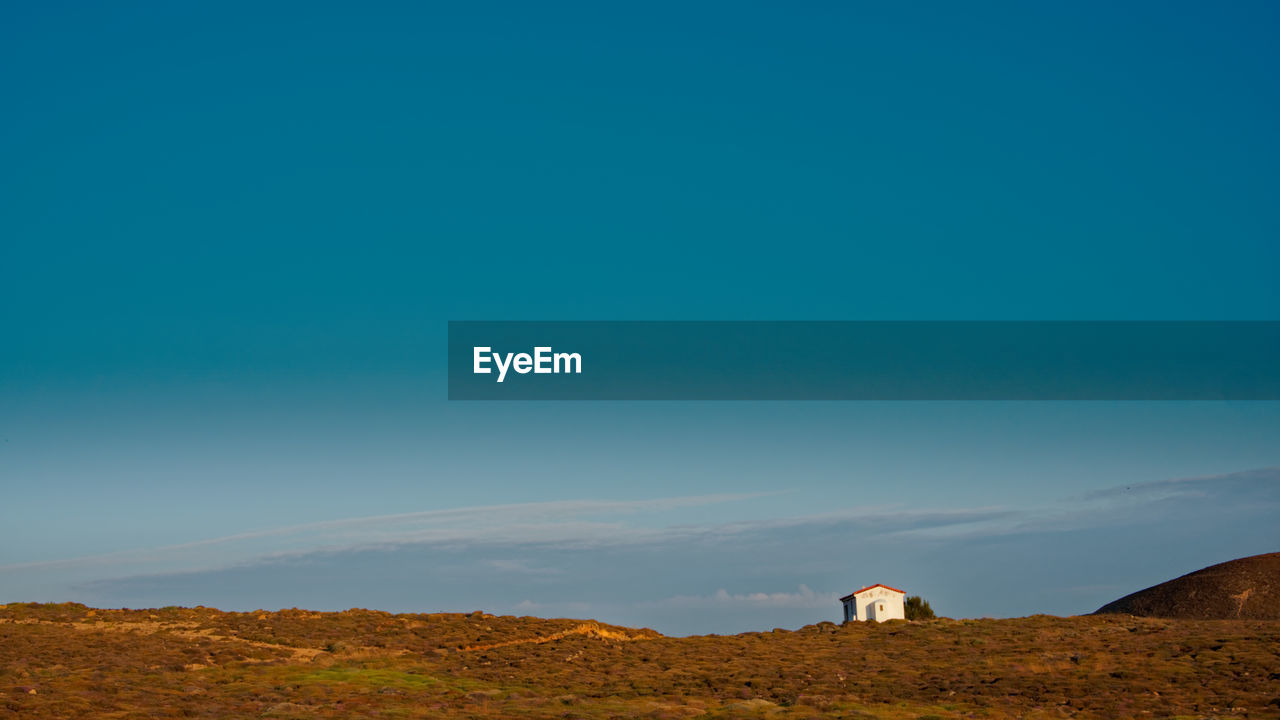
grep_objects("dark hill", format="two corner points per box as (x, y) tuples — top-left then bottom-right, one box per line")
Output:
(1095, 552), (1280, 619)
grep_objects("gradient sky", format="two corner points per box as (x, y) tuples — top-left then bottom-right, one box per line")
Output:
(2, 1), (1278, 635)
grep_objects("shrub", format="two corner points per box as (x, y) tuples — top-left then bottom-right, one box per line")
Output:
(904, 596), (936, 620)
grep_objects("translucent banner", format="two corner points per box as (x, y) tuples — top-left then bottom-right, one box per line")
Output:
(447, 321), (1280, 400)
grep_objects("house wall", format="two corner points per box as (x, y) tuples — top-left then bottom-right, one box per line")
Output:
(854, 587), (905, 622)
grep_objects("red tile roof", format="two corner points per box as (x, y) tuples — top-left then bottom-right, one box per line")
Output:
(839, 583), (906, 601)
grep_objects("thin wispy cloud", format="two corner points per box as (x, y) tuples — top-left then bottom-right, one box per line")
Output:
(1080, 466), (1279, 501)
(485, 559), (565, 576)
(12, 471), (1273, 583)
(0, 492), (774, 574)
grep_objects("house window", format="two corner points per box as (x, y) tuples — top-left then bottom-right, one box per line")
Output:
(879, 604), (884, 611)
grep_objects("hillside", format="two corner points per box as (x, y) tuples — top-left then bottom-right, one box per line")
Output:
(3, 603), (1279, 718)
(1095, 552), (1280, 620)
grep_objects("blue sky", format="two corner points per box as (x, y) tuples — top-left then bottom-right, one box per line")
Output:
(2, 1), (1278, 635)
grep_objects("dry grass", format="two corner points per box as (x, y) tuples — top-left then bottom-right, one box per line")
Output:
(2, 603), (1278, 718)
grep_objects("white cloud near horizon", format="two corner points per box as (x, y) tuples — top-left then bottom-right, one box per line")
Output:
(511, 599), (593, 614)
(648, 584), (841, 610)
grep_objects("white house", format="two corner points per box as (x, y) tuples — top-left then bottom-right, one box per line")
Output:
(840, 583), (906, 622)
